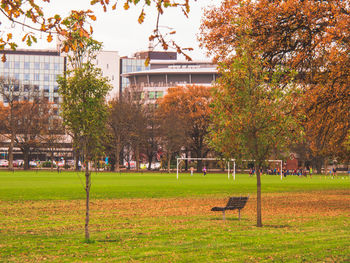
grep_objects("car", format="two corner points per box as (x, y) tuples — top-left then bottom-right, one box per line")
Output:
(0, 159), (9, 167)
(13, 159), (24, 167)
(29, 161), (38, 167)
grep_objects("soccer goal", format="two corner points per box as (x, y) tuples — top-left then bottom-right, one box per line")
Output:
(176, 158), (235, 180)
(176, 158), (283, 180)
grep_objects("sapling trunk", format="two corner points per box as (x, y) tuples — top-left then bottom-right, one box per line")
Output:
(256, 166), (262, 227)
(85, 162), (91, 241)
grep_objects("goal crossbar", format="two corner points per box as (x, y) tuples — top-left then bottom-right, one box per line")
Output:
(176, 158), (234, 180)
(176, 158), (283, 180)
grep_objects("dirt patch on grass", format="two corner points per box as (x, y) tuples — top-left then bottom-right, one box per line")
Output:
(1, 190), (349, 224)
(95, 190), (350, 219)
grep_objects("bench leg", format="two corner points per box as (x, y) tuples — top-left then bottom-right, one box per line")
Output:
(238, 209), (241, 221)
(223, 210), (225, 221)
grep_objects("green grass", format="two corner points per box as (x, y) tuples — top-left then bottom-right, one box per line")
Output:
(0, 170), (349, 262)
(0, 170), (349, 200)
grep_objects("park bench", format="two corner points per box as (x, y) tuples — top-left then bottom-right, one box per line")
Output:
(211, 196), (249, 220)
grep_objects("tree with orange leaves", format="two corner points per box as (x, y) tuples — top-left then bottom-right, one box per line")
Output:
(200, 0), (350, 172)
(208, 34), (301, 227)
(157, 85), (211, 171)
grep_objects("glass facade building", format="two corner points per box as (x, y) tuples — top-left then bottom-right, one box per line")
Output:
(120, 57), (150, 97)
(0, 50), (65, 106)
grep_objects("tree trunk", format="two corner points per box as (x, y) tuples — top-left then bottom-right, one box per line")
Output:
(8, 132), (14, 170)
(85, 162), (91, 241)
(23, 149), (30, 170)
(115, 136), (121, 172)
(167, 151), (171, 173)
(256, 166), (262, 227)
(50, 151), (54, 171)
(136, 144), (140, 172)
(147, 153), (153, 170)
(314, 156), (323, 174)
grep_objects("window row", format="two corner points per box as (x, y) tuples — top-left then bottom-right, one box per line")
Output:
(1, 73), (61, 82)
(140, 91), (164, 100)
(1, 84), (59, 93)
(0, 61), (63, 71)
(2, 95), (60, 104)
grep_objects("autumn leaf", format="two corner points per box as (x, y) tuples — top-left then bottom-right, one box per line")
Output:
(88, 15), (97, 21)
(124, 2), (130, 10)
(47, 34), (53, 42)
(138, 9), (145, 24)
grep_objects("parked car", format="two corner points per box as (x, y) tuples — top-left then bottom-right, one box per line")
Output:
(29, 161), (38, 167)
(13, 159), (24, 167)
(0, 159), (9, 167)
(57, 160), (65, 167)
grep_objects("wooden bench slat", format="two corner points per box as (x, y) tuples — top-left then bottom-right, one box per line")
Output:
(211, 196), (249, 220)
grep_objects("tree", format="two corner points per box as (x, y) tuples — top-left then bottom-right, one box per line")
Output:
(142, 106), (160, 170)
(156, 104), (186, 173)
(200, 0), (350, 171)
(0, 0), (193, 61)
(208, 37), (301, 227)
(0, 79), (52, 170)
(58, 22), (111, 240)
(0, 77), (22, 170)
(108, 89), (142, 172)
(14, 98), (55, 170)
(157, 85), (211, 171)
(41, 117), (65, 171)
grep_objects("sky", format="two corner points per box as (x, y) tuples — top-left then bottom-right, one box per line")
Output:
(2, 0), (220, 60)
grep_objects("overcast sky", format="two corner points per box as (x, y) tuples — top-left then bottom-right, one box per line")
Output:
(2, 0), (220, 60)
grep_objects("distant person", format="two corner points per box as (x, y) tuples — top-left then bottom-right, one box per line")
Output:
(332, 167), (337, 177)
(190, 167), (194, 176)
(203, 166), (207, 176)
(310, 167), (313, 178)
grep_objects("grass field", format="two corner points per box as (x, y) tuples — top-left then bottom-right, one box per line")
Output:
(0, 170), (349, 262)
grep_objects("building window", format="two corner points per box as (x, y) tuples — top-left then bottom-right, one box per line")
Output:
(44, 74), (50, 82)
(148, 91), (155, 99)
(54, 86), (59, 93)
(14, 61), (20, 69)
(106, 64), (109, 69)
(34, 73), (40, 81)
(14, 73), (20, 80)
(156, 91), (163, 99)
(23, 85), (30, 92)
(44, 63), (50, 70)
(14, 85), (20, 92)
(4, 62), (9, 68)
(44, 85), (50, 93)
(24, 62), (30, 69)
(54, 63), (60, 71)
(24, 73), (30, 81)
(34, 62), (40, 70)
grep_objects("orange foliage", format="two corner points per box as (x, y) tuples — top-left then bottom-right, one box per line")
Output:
(200, 0), (350, 161)
(157, 85), (211, 157)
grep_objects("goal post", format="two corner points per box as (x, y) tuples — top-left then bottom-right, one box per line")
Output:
(176, 157), (235, 180)
(176, 158), (283, 180)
